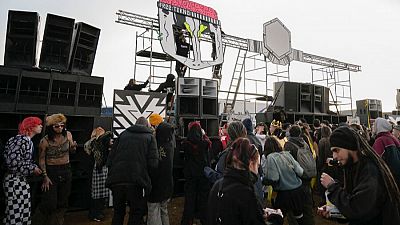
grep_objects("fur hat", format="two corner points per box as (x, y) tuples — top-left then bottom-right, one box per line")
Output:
(46, 113), (67, 126)
(149, 114), (163, 126)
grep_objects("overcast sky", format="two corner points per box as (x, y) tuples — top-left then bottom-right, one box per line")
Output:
(0, 0), (399, 112)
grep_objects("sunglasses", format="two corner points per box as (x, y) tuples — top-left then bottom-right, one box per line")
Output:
(53, 124), (65, 129)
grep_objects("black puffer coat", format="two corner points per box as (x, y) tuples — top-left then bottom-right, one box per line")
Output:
(106, 125), (158, 194)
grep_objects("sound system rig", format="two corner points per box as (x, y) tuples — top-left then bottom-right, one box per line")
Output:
(4, 10), (39, 68)
(0, 10), (102, 209)
(5, 10), (100, 75)
(356, 99), (382, 126)
(172, 77), (219, 194)
(266, 81), (347, 124)
(176, 77), (219, 137)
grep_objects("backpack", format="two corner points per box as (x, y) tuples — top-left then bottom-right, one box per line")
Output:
(289, 141), (316, 179)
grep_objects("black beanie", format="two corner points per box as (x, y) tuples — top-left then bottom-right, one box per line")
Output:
(329, 126), (358, 151)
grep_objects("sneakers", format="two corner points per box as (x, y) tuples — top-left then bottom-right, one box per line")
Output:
(89, 212), (105, 222)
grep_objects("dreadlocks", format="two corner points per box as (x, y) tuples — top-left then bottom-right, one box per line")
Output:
(352, 128), (400, 205)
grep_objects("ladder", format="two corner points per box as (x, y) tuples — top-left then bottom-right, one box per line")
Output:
(223, 49), (247, 113)
(213, 44), (227, 80)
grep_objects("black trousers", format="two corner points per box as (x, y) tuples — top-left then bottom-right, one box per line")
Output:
(175, 61), (187, 77)
(111, 185), (147, 225)
(32, 164), (72, 225)
(286, 182), (315, 225)
(181, 177), (210, 225)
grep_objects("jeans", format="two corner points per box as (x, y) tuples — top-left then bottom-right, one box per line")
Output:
(147, 199), (170, 225)
(111, 185), (147, 225)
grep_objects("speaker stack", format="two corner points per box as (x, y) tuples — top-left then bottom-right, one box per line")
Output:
(274, 81), (329, 114)
(39, 14), (75, 71)
(4, 10), (39, 68)
(0, 66), (104, 115)
(1, 10), (103, 210)
(69, 22), (101, 76)
(356, 99), (382, 126)
(4, 10), (100, 75)
(176, 77), (219, 137)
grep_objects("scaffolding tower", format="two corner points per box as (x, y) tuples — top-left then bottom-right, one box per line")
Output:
(312, 66), (353, 115)
(116, 9), (360, 117)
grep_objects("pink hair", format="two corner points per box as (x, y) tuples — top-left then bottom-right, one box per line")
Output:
(18, 117), (42, 135)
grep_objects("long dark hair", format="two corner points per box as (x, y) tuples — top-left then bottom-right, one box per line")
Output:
(263, 136), (283, 157)
(226, 138), (259, 170)
(45, 125), (67, 141)
(348, 128), (400, 205)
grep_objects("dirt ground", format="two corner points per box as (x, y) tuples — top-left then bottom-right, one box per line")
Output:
(64, 196), (342, 225)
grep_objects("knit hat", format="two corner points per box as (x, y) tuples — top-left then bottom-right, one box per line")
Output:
(329, 126), (358, 151)
(228, 121), (247, 141)
(46, 113), (67, 126)
(242, 118), (253, 134)
(374, 117), (392, 134)
(149, 114), (163, 126)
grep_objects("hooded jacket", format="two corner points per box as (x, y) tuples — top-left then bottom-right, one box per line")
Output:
(327, 159), (400, 225)
(207, 168), (266, 225)
(106, 124), (158, 194)
(148, 122), (175, 202)
(152, 74), (175, 93)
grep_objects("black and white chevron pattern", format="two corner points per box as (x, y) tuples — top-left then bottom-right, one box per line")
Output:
(113, 90), (167, 137)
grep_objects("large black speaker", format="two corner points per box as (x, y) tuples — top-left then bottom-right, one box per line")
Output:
(201, 79), (218, 117)
(274, 81), (299, 112)
(39, 14), (75, 71)
(4, 10), (39, 68)
(177, 77), (200, 116)
(69, 22), (100, 76)
(0, 66), (20, 112)
(314, 85), (329, 113)
(299, 83), (313, 112)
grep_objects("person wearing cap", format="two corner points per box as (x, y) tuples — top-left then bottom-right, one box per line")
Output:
(242, 118), (262, 156)
(33, 113), (77, 225)
(3, 117), (43, 225)
(393, 125), (400, 141)
(372, 117), (400, 185)
(149, 114), (164, 129)
(318, 126), (400, 225)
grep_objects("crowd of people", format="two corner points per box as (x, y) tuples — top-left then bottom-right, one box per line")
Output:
(2, 112), (400, 225)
